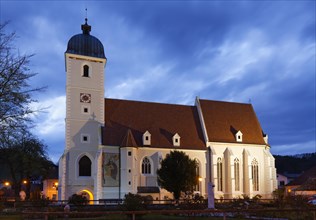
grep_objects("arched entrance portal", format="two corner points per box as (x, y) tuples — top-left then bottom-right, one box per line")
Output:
(79, 189), (94, 204)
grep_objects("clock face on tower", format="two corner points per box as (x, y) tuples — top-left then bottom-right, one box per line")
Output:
(80, 93), (91, 103)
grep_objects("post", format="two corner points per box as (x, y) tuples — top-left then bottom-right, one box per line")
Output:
(208, 146), (215, 209)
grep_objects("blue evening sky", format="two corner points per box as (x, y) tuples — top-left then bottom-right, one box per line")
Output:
(1, 1), (315, 163)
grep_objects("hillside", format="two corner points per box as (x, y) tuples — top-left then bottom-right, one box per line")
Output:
(274, 153), (316, 174)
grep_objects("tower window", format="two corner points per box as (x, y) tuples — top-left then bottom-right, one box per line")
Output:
(82, 106), (90, 114)
(79, 155), (91, 176)
(81, 134), (90, 143)
(83, 65), (89, 77)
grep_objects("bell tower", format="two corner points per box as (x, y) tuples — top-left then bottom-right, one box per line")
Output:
(59, 19), (107, 200)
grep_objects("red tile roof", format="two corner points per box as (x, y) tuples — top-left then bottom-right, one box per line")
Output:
(102, 98), (267, 149)
(199, 99), (266, 145)
(103, 98), (206, 150)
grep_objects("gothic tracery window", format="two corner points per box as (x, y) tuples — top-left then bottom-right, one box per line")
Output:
(194, 161), (201, 191)
(141, 157), (151, 174)
(79, 155), (91, 176)
(234, 158), (240, 191)
(217, 157), (223, 191)
(251, 159), (259, 191)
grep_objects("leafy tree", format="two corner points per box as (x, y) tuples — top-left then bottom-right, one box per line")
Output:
(0, 22), (44, 138)
(0, 130), (54, 199)
(157, 151), (198, 201)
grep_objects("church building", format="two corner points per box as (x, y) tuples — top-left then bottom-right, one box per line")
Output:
(58, 20), (277, 202)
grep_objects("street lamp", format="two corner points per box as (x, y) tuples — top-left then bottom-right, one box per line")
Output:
(4, 181), (10, 187)
(53, 182), (58, 190)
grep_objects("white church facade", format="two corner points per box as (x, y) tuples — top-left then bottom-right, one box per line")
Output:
(58, 20), (277, 202)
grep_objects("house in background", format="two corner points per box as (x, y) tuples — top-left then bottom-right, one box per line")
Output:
(285, 166), (316, 196)
(277, 174), (288, 188)
(42, 166), (58, 200)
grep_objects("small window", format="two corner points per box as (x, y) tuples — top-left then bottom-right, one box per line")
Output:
(83, 65), (89, 77)
(82, 106), (90, 114)
(143, 131), (151, 145)
(173, 133), (180, 146)
(81, 134), (90, 143)
(128, 151), (132, 156)
(235, 131), (243, 142)
(128, 169), (131, 173)
(128, 181), (131, 185)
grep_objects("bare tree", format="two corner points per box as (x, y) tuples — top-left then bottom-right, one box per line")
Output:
(0, 22), (44, 139)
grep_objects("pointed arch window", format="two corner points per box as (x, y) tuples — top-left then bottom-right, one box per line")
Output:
(251, 159), (259, 191)
(194, 161), (201, 191)
(79, 155), (91, 176)
(83, 65), (89, 77)
(234, 158), (240, 191)
(141, 157), (151, 174)
(217, 157), (223, 191)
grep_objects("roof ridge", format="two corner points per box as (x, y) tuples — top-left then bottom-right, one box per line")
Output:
(105, 97), (195, 108)
(199, 98), (252, 106)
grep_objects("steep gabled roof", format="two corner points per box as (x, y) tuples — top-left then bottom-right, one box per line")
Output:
(199, 99), (266, 145)
(121, 129), (137, 147)
(102, 98), (205, 150)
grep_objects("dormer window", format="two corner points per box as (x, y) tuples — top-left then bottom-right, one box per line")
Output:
(173, 133), (180, 146)
(143, 131), (151, 146)
(83, 65), (89, 77)
(235, 130), (243, 142)
(263, 134), (268, 144)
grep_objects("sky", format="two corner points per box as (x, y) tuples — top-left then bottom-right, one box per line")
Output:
(1, 1), (315, 163)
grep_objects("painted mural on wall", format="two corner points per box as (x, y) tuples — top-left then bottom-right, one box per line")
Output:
(102, 153), (119, 187)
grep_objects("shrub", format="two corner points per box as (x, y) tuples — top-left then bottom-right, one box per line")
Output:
(68, 194), (88, 206)
(122, 193), (144, 211)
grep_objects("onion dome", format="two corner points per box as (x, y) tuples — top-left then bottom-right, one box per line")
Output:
(66, 19), (105, 59)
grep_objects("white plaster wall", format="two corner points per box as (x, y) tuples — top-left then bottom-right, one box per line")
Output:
(208, 142), (277, 199)
(100, 146), (208, 200)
